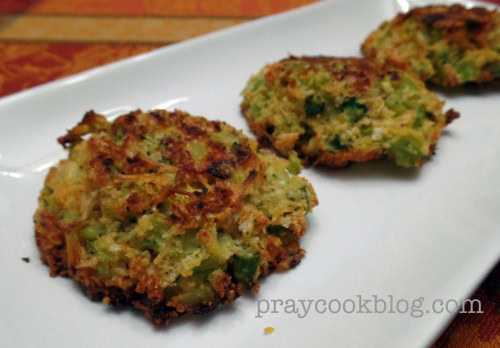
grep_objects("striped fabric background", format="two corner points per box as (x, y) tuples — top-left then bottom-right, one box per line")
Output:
(0, 0), (316, 96)
(0, 1), (498, 346)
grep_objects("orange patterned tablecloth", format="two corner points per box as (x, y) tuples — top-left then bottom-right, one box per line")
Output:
(0, 1), (498, 346)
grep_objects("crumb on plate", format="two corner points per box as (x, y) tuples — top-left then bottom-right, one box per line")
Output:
(264, 326), (275, 335)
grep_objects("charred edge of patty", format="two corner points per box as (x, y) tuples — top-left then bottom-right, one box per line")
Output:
(35, 211), (69, 277)
(35, 215), (306, 326)
(445, 109), (460, 125)
(240, 104), (277, 151)
(403, 4), (495, 39)
(58, 110), (110, 148)
(80, 278), (243, 327)
(35, 202), (308, 325)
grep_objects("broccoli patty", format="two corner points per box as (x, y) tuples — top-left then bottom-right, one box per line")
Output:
(241, 56), (459, 168)
(34, 109), (317, 326)
(362, 4), (500, 87)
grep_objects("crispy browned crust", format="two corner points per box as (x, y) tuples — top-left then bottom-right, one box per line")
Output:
(403, 4), (495, 49)
(35, 220), (304, 326)
(281, 56), (383, 92)
(445, 109), (460, 125)
(33, 222), (242, 326)
(81, 275), (244, 326)
(362, 4), (500, 86)
(35, 210), (69, 276)
(35, 109), (316, 326)
(58, 110), (110, 148)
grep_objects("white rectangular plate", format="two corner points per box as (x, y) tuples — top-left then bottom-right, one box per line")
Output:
(0, 0), (499, 347)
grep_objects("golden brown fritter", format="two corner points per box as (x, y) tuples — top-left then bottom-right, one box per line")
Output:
(34, 109), (317, 326)
(241, 56), (458, 168)
(362, 4), (500, 87)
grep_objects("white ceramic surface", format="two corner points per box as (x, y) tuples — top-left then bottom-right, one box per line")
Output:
(0, 0), (498, 347)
